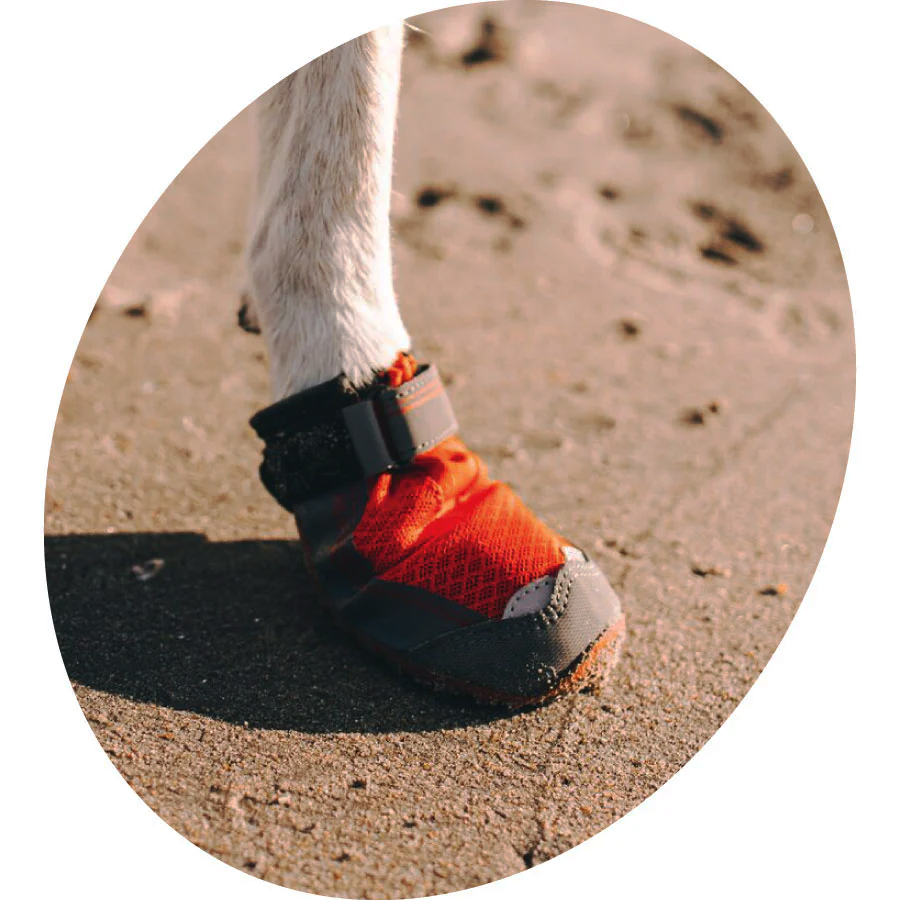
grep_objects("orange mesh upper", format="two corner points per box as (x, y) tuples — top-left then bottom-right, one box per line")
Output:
(351, 353), (565, 619)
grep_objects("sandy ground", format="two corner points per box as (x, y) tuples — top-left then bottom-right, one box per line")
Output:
(45, 3), (854, 897)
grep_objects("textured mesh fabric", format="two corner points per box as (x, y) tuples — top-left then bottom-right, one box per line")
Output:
(350, 354), (566, 620)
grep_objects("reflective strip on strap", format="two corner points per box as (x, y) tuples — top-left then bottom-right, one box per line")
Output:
(341, 364), (458, 476)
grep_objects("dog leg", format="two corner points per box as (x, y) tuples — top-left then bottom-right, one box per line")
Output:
(247, 24), (409, 398)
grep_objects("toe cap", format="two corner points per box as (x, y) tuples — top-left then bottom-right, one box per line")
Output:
(404, 551), (624, 700)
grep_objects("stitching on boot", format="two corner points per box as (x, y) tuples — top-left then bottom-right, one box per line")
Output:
(504, 575), (555, 618)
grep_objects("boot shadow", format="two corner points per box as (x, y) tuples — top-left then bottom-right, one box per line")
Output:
(45, 531), (510, 735)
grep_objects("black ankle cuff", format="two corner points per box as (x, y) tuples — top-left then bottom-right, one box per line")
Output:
(249, 361), (458, 511)
(250, 372), (378, 440)
(249, 373), (379, 511)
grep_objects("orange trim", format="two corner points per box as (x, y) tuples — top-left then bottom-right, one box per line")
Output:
(389, 381), (443, 416)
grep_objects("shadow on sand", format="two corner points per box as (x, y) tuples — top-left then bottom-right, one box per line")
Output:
(45, 532), (512, 735)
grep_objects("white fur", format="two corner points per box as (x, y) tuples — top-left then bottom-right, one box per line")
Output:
(246, 24), (410, 398)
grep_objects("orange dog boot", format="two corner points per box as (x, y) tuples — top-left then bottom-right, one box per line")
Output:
(250, 353), (624, 706)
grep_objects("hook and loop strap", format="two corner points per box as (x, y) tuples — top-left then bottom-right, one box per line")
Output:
(342, 364), (458, 476)
(249, 362), (458, 510)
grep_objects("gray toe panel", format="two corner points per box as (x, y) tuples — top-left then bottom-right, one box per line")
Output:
(405, 557), (623, 697)
(501, 574), (556, 619)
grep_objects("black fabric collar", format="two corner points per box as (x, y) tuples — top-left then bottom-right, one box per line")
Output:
(249, 360), (458, 511)
(249, 372), (381, 511)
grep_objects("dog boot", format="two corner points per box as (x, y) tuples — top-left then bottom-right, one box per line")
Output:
(250, 353), (625, 706)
